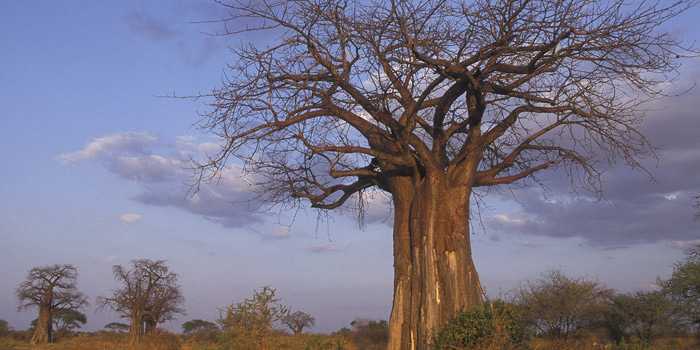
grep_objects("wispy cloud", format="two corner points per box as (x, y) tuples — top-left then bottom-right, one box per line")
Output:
(119, 213), (143, 224)
(307, 242), (345, 254)
(124, 12), (178, 41)
(59, 132), (264, 228)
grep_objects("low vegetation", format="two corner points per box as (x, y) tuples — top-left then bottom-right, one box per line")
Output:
(2, 246), (699, 349)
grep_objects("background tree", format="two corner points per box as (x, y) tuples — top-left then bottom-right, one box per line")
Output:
(31, 309), (87, 339)
(98, 259), (184, 345)
(53, 309), (87, 336)
(282, 310), (315, 335)
(604, 291), (680, 344)
(142, 281), (185, 334)
(348, 319), (389, 350)
(516, 271), (612, 339)
(219, 286), (288, 350)
(0, 319), (10, 337)
(104, 322), (130, 333)
(182, 319), (220, 342)
(182, 319), (219, 334)
(661, 245), (700, 327)
(16, 264), (88, 344)
(201, 0), (695, 348)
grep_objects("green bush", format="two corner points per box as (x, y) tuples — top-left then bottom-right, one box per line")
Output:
(433, 301), (528, 350)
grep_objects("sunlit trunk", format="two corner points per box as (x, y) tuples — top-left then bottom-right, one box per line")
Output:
(129, 309), (143, 345)
(31, 305), (52, 344)
(388, 174), (483, 350)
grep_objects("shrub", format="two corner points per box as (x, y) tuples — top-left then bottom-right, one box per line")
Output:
(516, 271), (612, 339)
(433, 300), (528, 350)
(660, 244), (700, 327)
(347, 319), (388, 350)
(218, 286), (289, 350)
(604, 291), (681, 344)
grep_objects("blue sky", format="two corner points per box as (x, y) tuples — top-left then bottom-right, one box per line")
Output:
(1, 1), (699, 333)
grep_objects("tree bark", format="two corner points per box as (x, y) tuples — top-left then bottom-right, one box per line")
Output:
(387, 173), (483, 350)
(129, 310), (143, 345)
(31, 305), (52, 344)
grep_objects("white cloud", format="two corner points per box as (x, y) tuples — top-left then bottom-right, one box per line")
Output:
(119, 213), (143, 223)
(270, 226), (291, 238)
(58, 132), (156, 163)
(493, 213), (526, 225)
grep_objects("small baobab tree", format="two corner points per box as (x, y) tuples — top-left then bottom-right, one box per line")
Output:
(199, 0), (696, 348)
(282, 310), (315, 335)
(16, 264), (88, 344)
(98, 259), (184, 344)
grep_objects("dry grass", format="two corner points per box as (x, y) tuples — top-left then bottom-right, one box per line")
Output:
(2, 334), (697, 350)
(0, 332), (179, 350)
(0, 332), (354, 350)
(529, 336), (699, 350)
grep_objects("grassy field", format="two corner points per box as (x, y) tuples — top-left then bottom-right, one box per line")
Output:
(0, 333), (697, 350)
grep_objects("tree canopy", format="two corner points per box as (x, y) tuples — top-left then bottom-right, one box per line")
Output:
(661, 245), (700, 326)
(98, 259), (184, 344)
(16, 264), (88, 344)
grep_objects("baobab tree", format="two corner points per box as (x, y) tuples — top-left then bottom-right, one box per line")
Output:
(98, 259), (183, 344)
(16, 264), (88, 344)
(199, 0), (696, 348)
(282, 310), (315, 335)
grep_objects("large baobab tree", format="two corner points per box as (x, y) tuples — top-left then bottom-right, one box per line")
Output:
(99, 259), (184, 344)
(200, 0), (695, 348)
(16, 264), (88, 344)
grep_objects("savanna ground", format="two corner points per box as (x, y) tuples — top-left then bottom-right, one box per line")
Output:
(0, 332), (697, 350)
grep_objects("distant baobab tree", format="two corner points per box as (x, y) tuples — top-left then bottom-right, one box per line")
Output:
(16, 264), (88, 344)
(282, 310), (315, 335)
(199, 0), (696, 348)
(98, 259), (184, 345)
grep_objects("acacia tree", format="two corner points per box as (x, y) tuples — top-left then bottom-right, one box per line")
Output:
(16, 264), (88, 344)
(182, 319), (219, 334)
(31, 309), (88, 338)
(200, 0), (695, 348)
(98, 259), (184, 344)
(104, 322), (130, 333)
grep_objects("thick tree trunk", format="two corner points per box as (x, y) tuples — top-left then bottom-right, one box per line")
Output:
(129, 310), (143, 345)
(388, 174), (483, 350)
(31, 305), (52, 344)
